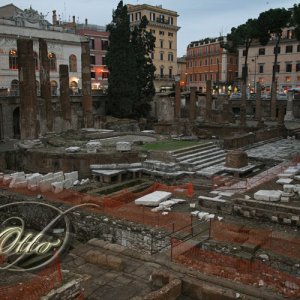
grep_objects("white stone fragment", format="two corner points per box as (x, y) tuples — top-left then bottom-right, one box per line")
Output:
(276, 178), (293, 185)
(51, 182), (64, 194)
(191, 211), (199, 216)
(3, 175), (12, 185)
(80, 178), (90, 185)
(277, 173), (293, 179)
(65, 146), (81, 153)
(135, 191), (172, 206)
(283, 185), (295, 193)
(116, 142), (131, 152)
(86, 141), (102, 153)
(42, 173), (54, 181)
(198, 212), (209, 220)
(28, 184), (38, 191)
(284, 167), (299, 175)
(294, 175), (300, 181)
(9, 175), (26, 188)
(254, 190), (282, 202)
(12, 181), (27, 189)
(281, 197), (290, 202)
(292, 216), (300, 221)
(271, 216), (278, 222)
(39, 179), (53, 192)
(63, 179), (73, 189)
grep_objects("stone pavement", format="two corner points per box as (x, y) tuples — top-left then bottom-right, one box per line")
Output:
(246, 139), (300, 161)
(59, 239), (284, 300)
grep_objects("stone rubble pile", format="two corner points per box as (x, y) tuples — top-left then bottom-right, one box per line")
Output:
(0, 171), (89, 194)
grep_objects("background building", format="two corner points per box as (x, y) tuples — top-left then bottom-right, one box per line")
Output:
(186, 37), (238, 93)
(127, 4), (180, 92)
(238, 27), (300, 93)
(0, 4), (86, 96)
(76, 21), (109, 92)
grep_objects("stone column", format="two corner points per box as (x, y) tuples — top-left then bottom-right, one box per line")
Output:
(270, 80), (277, 120)
(39, 38), (53, 132)
(277, 103), (285, 127)
(174, 81), (181, 119)
(189, 87), (197, 121)
(59, 65), (71, 124)
(284, 91), (295, 121)
(17, 39), (38, 139)
(240, 81), (246, 126)
(255, 82), (262, 121)
(81, 41), (93, 128)
(206, 80), (212, 121)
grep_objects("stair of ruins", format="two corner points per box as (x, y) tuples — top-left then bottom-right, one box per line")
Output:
(169, 142), (226, 172)
(291, 127), (300, 139)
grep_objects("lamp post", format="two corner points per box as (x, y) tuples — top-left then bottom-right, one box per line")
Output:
(252, 55), (258, 93)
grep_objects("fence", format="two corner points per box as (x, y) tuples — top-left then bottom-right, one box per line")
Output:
(0, 258), (62, 300)
(172, 239), (300, 298)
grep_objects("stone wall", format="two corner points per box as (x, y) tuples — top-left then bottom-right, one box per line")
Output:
(0, 149), (140, 177)
(223, 128), (286, 149)
(0, 96), (107, 139)
(0, 191), (170, 254)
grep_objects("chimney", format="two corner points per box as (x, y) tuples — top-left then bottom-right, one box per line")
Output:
(72, 15), (75, 24)
(52, 10), (57, 25)
(85, 18), (88, 25)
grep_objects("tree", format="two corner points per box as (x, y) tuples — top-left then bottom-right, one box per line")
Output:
(106, 1), (137, 117)
(222, 18), (260, 125)
(223, 18), (260, 84)
(293, 3), (300, 40)
(131, 16), (156, 118)
(257, 8), (292, 119)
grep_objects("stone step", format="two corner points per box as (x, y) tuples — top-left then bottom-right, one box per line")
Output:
(187, 153), (226, 167)
(180, 149), (225, 164)
(172, 145), (216, 159)
(170, 142), (214, 157)
(194, 157), (226, 171)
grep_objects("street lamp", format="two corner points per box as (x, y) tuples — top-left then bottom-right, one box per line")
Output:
(251, 54), (258, 93)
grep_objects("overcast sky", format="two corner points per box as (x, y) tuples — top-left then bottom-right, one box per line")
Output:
(7, 0), (298, 56)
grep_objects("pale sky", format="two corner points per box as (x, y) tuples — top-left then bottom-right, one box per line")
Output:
(5, 0), (298, 56)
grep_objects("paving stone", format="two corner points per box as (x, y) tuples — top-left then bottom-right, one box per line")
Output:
(135, 191), (172, 206)
(276, 178), (293, 185)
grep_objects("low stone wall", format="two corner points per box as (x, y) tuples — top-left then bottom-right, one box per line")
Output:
(132, 271), (182, 300)
(223, 128), (286, 149)
(0, 149), (141, 177)
(0, 190), (170, 254)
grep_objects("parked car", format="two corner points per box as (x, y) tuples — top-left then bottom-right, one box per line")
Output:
(277, 92), (287, 100)
(261, 93), (271, 100)
(229, 92), (242, 100)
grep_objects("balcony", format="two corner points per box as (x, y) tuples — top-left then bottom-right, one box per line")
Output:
(155, 74), (175, 81)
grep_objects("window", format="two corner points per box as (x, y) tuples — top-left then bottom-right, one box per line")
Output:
(205, 59), (207, 65)
(274, 46), (281, 54)
(89, 38), (95, 49)
(159, 14), (165, 22)
(296, 63), (300, 72)
(101, 40), (109, 51)
(169, 68), (173, 79)
(150, 29), (155, 34)
(160, 52), (164, 61)
(90, 55), (95, 65)
(273, 64), (280, 73)
(9, 49), (18, 70)
(102, 56), (106, 65)
(200, 74), (202, 81)
(48, 52), (56, 71)
(150, 12), (155, 21)
(168, 53), (173, 61)
(102, 72), (109, 79)
(193, 74), (197, 81)
(298, 45), (300, 52)
(135, 12), (141, 21)
(286, 45), (293, 53)
(160, 67), (164, 78)
(69, 54), (77, 72)
(210, 58), (213, 65)
(159, 30), (164, 36)
(150, 52), (154, 60)
(160, 40), (164, 48)
(242, 49), (246, 56)
(259, 64), (264, 74)
(204, 74), (207, 81)
(259, 77), (264, 83)
(130, 14), (133, 22)
(91, 71), (95, 79)
(50, 80), (57, 95)
(33, 51), (38, 70)
(189, 74), (193, 82)
(168, 32), (173, 37)
(258, 48), (265, 55)
(286, 29), (295, 39)
(286, 63), (292, 72)
(168, 17), (173, 25)
(286, 76), (291, 82)
(169, 41), (172, 49)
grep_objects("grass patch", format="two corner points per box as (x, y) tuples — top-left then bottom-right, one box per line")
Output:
(143, 140), (202, 151)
